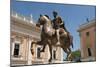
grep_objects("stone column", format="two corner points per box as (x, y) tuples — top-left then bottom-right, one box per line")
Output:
(27, 37), (32, 65)
(56, 47), (63, 62)
(60, 47), (63, 61)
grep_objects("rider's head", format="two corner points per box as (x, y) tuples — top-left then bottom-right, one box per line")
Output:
(53, 11), (58, 18)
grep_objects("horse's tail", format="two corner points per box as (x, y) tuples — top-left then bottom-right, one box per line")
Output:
(68, 34), (73, 48)
(71, 40), (73, 48)
(70, 35), (73, 48)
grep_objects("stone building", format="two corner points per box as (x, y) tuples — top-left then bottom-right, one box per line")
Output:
(10, 12), (63, 66)
(77, 19), (96, 61)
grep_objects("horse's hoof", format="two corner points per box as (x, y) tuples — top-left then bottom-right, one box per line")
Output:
(48, 59), (52, 62)
(40, 50), (45, 52)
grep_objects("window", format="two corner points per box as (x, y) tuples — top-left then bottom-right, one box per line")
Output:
(88, 48), (92, 56)
(53, 50), (56, 60)
(86, 31), (90, 47)
(86, 32), (89, 36)
(13, 43), (20, 57)
(37, 48), (41, 58)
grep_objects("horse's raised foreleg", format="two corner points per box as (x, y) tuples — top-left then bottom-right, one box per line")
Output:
(30, 41), (44, 55)
(31, 40), (44, 46)
(40, 43), (46, 52)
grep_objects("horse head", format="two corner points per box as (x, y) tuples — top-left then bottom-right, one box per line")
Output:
(36, 14), (49, 27)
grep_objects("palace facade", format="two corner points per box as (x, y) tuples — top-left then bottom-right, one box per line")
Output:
(77, 19), (96, 61)
(11, 12), (63, 66)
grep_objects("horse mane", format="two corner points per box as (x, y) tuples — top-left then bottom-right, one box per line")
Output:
(44, 15), (49, 19)
(42, 15), (52, 26)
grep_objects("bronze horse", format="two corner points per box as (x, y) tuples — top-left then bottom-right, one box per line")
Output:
(31, 15), (73, 62)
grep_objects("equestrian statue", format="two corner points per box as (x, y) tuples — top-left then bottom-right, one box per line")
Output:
(31, 11), (73, 62)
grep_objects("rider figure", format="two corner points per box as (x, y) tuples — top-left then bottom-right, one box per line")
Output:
(52, 11), (65, 45)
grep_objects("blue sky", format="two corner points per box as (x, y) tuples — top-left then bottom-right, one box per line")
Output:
(11, 0), (96, 59)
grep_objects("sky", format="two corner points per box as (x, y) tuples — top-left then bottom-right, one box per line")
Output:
(11, 0), (96, 59)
